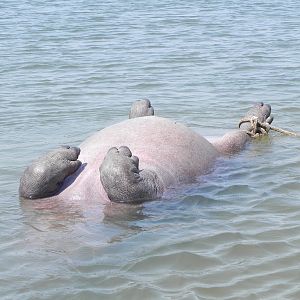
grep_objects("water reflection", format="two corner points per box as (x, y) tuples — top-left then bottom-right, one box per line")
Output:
(103, 202), (147, 225)
(19, 197), (86, 232)
(19, 195), (151, 246)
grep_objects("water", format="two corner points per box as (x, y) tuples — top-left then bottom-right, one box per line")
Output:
(1, 0), (300, 299)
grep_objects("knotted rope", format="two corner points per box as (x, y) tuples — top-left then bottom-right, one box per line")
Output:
(239, 116), (300, 138)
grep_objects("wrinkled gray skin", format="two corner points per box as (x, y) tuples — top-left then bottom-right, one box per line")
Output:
(100, 146), (163, 203)
(129, 99), (154, 119)
(19, 101), (273, 203)
(19, 146), (81, 199)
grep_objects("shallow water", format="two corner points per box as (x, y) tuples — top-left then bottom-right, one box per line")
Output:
(1, 0), (300, 299)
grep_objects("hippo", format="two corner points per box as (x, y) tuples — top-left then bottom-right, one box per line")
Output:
(19, 100), (273, 204)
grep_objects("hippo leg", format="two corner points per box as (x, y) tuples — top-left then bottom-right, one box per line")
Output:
(213, 102), (273, 155)
(19, 146), (81, 199)
(99, 146), (163, 203)
(129, 99), (154, 119)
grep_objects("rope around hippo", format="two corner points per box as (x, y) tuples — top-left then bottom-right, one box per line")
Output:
(238, 116), (300, 138)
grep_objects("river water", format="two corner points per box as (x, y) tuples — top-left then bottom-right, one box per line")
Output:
(1, 1), (300, 299)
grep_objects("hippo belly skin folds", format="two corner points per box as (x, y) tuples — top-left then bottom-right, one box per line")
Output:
(19, 100), (273, 204)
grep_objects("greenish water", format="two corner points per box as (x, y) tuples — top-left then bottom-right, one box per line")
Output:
(1, 1), (300, 299)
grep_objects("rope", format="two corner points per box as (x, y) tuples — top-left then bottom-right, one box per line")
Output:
(238, 116), (300, 138)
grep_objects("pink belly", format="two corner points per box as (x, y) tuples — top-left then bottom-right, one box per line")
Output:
(58, 116), (219, 203)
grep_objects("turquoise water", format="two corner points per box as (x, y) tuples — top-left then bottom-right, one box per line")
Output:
(1, 1), (300, 299)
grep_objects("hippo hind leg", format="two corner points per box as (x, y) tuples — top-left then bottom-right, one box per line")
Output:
(129, 99), (154, 119)
(19, 146), (81, 199)
(99, 146), (163, 203)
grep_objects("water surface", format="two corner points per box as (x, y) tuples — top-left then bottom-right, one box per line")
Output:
(1, 1), (300, 299)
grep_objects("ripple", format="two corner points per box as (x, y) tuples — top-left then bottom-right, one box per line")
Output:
(126, 251), (221, 273)
(1, 0), (300, 299)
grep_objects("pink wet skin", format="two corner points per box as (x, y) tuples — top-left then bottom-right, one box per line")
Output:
(21, 102), (271, 214)
(56, 116), (222, 204)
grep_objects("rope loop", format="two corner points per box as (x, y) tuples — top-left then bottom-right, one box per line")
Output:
(238, 117), (299, 138)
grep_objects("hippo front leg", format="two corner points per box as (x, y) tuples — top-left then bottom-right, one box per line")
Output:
(19, 146), (81, 199)
(212, 102), (274, 155)
(99, 146), (163, 203)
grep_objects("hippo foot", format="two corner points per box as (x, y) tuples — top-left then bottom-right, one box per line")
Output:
(99, 146), (163, 203)
(239, 102), (274, 134)
(19, 146), (81, 199)
(129, 99), (154, 119)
